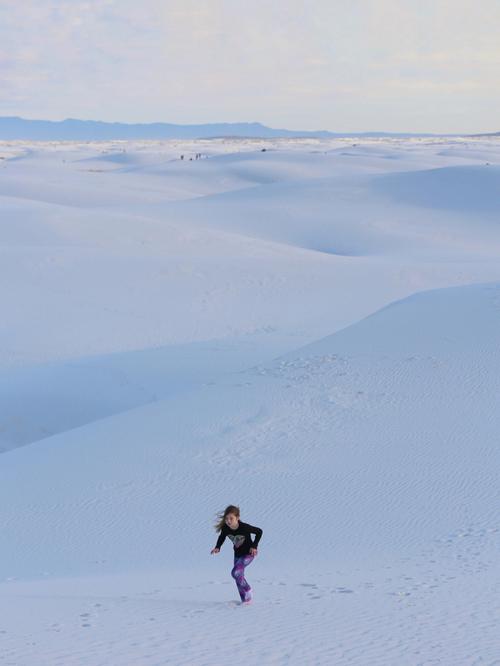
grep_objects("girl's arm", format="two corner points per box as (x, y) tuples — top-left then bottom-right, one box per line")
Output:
(212, 527), (226, 553)
(248, 524), (263, 548)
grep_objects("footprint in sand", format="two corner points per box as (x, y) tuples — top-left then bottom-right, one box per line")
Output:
(80, 612), (92, 627)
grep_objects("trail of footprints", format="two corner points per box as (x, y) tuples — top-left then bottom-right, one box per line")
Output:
(6, 522), (492, 666)
(53, 522), (500, 631)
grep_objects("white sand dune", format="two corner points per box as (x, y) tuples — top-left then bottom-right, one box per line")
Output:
(371, 164), (500, 213)
(1, 281), (500, 664)
(1, 137), (500, 664)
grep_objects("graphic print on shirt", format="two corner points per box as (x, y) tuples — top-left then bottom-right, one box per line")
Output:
(228, 534), (246, 549)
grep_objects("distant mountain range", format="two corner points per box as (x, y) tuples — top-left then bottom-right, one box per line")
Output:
(0, 116), (452, 140)
(473, 131), (500, 137)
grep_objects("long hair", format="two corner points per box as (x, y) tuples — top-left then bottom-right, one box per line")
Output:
(214, 504), (240, 532)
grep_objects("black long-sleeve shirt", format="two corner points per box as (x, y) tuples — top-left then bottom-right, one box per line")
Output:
(215, 521), (263, 557)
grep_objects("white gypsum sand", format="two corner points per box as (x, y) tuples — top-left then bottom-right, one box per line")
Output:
(0, 137), (499, 665)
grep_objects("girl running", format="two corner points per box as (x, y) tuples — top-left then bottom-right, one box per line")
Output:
(211, 505), (263, 604)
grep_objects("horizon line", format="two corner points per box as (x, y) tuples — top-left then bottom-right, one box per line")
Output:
(1, 115), (498, 137)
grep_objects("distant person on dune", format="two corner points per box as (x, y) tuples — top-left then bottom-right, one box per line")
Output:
(211, 505), (263, 604)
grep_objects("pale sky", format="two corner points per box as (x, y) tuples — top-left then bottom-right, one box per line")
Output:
(1, 0), (499, 133)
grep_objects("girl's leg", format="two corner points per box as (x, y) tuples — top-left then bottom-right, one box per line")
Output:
(231, 554), (254, 601)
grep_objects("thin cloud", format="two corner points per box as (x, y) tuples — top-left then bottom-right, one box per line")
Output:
(0, 0), (499, 132)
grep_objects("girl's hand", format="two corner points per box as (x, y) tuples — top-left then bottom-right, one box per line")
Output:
(211, 548), (220, 555)
(249, 548), (258, 556)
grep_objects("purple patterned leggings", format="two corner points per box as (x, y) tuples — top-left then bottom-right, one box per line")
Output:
(231, 554), (254, 601)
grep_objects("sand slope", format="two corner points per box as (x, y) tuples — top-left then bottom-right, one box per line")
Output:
(1, 137), (500, 664)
